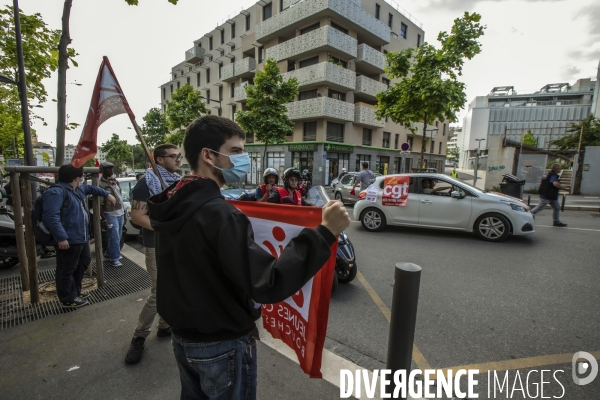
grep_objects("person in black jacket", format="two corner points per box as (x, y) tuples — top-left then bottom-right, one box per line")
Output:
(530, 163), (570, 227)
(148, 115), (350, 400)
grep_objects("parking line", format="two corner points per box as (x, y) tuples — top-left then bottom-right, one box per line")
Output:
(356, 270), (432, 371)
(535, 225), (600, 232)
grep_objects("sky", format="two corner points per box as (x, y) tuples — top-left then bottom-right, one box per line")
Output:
(3, 0), (599, 148)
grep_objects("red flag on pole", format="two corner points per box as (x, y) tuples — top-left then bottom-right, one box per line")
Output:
(71, 56), (135, 167)
(229, 201), (337, 378)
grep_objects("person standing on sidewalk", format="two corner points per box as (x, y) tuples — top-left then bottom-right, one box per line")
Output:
(148, 116), (350, 399)
(351, 162), (375, 196)
(530, 163), (569, 227)
(451, 168), (458, 179)
(98, 162), (125, 267)
(42, 164), (115, 308)
(125, 143), (182, 364)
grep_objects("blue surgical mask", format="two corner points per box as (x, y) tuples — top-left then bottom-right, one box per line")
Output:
(212, 151), (250, 184)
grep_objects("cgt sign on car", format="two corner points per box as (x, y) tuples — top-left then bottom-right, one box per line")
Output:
(382, 175), (410, 207)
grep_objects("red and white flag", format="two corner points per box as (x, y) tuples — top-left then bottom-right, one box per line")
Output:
(230, 201), (337, 378)
(71, 56), (135, 167)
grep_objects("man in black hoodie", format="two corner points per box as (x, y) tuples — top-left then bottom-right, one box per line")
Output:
(148, 116), (350, 399)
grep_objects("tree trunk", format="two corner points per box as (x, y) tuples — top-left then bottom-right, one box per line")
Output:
(262, 139), (268, 175)
(55, 0), (72, 166)
(420, 116), (427, 168)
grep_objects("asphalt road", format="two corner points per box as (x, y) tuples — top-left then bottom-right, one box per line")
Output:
(325, 205), (600, 398)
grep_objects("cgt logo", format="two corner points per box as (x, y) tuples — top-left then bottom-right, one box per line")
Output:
(572, 352), (598, 386)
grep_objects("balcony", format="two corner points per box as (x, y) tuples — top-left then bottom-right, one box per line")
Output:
(257, 0), (389, 46)
(355, 44), (386, 75)
(185, 46), (205, 63)
(283, 0), (360, 9)
(354, 103), (384, 128)
(221, 57), (256, 83)
(266, 25), (357, 63)
(285, 97), (354, 122)
(234, 85), (251, 102)
(354, 75), (387, 102)
(283, 62), (355, 92)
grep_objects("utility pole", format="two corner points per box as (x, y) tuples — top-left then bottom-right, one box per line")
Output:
(474, 138), (485, 187)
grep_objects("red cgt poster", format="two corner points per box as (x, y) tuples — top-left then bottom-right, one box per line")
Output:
(230, 201), (337, 378)
(382, 175), (411, 206)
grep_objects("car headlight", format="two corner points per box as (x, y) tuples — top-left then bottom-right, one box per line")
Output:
(501, 199), (529, 212)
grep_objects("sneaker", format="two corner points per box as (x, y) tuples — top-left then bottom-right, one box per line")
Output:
(61, 297), (89, 309)
(78, 292), (90, 299)
(156, 327), (172, 337)
(109, 260), (123, 267)
(553, 222), (567, 227)
(125, 337), (145, 364)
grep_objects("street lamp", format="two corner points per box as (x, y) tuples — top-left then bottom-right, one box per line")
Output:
(474, 138), (486, 187)
(0, 72), (18, 85)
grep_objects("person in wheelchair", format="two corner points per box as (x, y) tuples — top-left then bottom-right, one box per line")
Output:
(422, 179), (451, 195)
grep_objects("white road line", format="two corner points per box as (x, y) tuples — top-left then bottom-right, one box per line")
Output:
(536, 225), (600, 232)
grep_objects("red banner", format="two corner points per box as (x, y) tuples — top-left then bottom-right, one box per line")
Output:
(71, 56), (135, 167)
(229, 201), (337, 378)
(382, 175), (410, 206)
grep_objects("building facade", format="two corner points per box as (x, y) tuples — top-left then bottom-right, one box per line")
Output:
(65, 144), (107, 165)
(161, 0), (449, 185)
(459, 79), (596, 169)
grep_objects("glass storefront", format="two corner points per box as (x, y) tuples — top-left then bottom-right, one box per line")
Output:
(376, 156), (390, 175)
(292, 151), (314, 174)
(325, 152), (350, 185)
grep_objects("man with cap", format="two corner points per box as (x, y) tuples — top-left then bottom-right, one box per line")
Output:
(98, 161), (125, 267)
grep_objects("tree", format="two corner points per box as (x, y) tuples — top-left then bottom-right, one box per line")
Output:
(522, 130), (537, 147)
(376, 12), (486, 168)
(164, 84), (209, 145)
(100, 134), (131, 174)
(447, 146), (460, 163)
(55, 0), (177, 166)
(551, 115), (600, 194)
(236, 58), (299, 165)
(140, 108), (169, 148)
(132, 144), (147, 169)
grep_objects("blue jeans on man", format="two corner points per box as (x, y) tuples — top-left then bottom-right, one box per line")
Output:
(171, 332), (257, 400)
(530, 196), (560, 222)
(105, 214), (124, 262)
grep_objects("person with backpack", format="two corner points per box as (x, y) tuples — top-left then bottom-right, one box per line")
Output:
(42, 164), (116, 309)
(351, 162), (375, 196)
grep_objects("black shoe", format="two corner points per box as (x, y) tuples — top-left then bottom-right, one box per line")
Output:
(157, 327), (172, 337)
(61, 297), (88, 309)
(553, 222), (567, 227)
(78, 292), (90, 299)
(125, 337), (145, 364)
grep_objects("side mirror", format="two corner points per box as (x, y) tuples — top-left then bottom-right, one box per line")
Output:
(451, 190), (462, 199)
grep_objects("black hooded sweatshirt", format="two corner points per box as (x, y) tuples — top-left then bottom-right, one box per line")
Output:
(148, 178), (336, 342)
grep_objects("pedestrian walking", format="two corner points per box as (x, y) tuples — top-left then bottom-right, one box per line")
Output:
(351, 162), (375, 196)
(451, 168), (458, 179)
(98, 162), (125, 267)
(530, 163), (569, 227)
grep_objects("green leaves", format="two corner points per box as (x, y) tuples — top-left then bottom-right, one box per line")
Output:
(100, 133), (132, 173)
(140, 107), (169, 148)
(164, 84), (209, 145)
(551, 115), (600, 151)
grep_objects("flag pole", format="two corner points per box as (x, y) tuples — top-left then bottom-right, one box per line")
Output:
(128, 118), (167, 190)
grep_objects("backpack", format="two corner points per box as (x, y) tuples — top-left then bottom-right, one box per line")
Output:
(32, 185), (70, 246)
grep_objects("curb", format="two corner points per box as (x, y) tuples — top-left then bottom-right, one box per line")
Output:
(528, 204), (599, 212)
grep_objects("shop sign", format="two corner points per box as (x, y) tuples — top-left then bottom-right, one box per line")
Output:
(324, 143), (353, 153)
(289, 143), (317, 152)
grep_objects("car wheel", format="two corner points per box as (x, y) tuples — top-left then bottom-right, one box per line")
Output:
(335, 192), (343, 203)
(474, 213), (510, 242)
(360, 208), (386, 232)
(336, 261), (357, 284)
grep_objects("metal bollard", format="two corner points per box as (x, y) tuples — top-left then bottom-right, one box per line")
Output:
(561, 193), (566, 212)
(527, 194), (531, 206)
(385, 262), (422, 398)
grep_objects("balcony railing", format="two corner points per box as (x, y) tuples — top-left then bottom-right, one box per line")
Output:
(266, 25), (357, 62)
(221, 58), (256, 82)
(256, 0), (389, 45)
(185, 47), (205, 63)
(355, 44), (386, 74)
(354, 104), (384, 128)
(488, 99), (591, 107)
(283, 0), (360, 9)
(285, 97), (354, 122)
(354, 75), (387, 101)
(234, 85), (251, 102)
(283, 62), (355, 91)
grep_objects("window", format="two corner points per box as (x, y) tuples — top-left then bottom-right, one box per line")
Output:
(362, 128), (372, 146)
(388, 13), (393, 28)
(303, 121), (317, 141)
(206, 67), (210, 83)
(326, 122), (344, 142)
(231, 56), (235, 64)
(263, 3), (272, 21)
(220, 29), (225, 44)
(162, 88), (165, 99)
(331, 22), (348, 35)
(328, 89), (346, 101)
(218, 66), (222, 79)
(230, 83), (235, 98)
(288, 59), (296, 72)
(443, 123), (446, 136)
(407, 136), (413, 150)
(258, 47), (264, 63)
(439, 142), (442, 154)
(232, 105), (237, 120)
(299, 56), (319, 68)
(177, 81), (180, 89)
(196, 72), (201, 86)
(395, 134), (399, 149)
(299, 89), (318, 100)
(185, 77), (189, 86)
(206, 89), (210, 104)
(375, 4), (380, 19)
(231, 22), (235, 38)
(383, 132), (390, 148)
(173, 74), (176, 80)
(430, 140), (435, 154)
(245, 14), (250, 31)
(209, 36), (213, 50)
(382, 78), (390, 88)
(217, 107), (222, 117)
(355, 155), (371, 172)
(300, 22), (320, 35)
(170, 84), (173, 93)
(328, 56), (347, 68)
(280, 0), (284, 12)
(417, 34), (421, 47)
(400, 23), (407, 39)
(219, 86), (223, 101)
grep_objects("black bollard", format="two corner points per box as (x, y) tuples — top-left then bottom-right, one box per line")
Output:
(561, 194), (566, 212)
(385, 262), (422, 398)
(527, 194), (531, 206)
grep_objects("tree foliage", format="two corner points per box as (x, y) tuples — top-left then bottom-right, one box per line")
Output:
(551, 115), (600, 151)
(522, 130), (538, 147)
(235, 58), (298, 163)
(140, 107), (169, 148)
(376, 12), (485, 167)
(164, 84), (208, 145)
(447, 146), (460, 163)
(100, 134), (131, 174)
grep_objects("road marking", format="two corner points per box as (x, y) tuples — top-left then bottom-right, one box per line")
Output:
(536, 225), (600, 232)
(356, 270), (432, 371)
(440, 351), (600, 375)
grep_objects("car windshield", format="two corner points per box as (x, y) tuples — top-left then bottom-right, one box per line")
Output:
(453, 179), (484, 193)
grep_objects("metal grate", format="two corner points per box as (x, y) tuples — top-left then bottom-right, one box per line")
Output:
(0, 256), (151, 330)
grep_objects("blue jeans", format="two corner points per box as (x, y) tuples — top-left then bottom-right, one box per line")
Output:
(172, 333), (257, 400)
(105, 214), (124, 262)
(530, 197), (561, 222)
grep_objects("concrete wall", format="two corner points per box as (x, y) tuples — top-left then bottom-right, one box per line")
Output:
(581, 146), (600, 195)
(484, 135), (515, 190)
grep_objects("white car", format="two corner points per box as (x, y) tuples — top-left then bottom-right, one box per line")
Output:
(333, 172), (382, 204)
(116, 177), (141, 238)
(353, 174), (534, 242)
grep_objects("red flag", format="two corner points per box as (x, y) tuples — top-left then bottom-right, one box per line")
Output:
(94, 159), (99, 167)
(71, 56), (135, 167)
(229, 201), (337, 378)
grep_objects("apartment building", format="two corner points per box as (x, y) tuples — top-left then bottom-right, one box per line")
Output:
(65, 144), (107, 164)
(162, 0), (450, 185)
